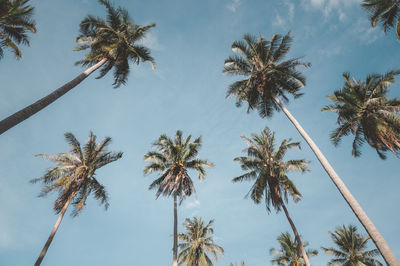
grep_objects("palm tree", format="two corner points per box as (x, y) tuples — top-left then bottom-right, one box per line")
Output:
(178, 217), (224, 266)
(32, 132), (123, 266)
(0, 0), (155, 135)
(223, 32), (399, 265)
(322, 71), (400, 159)
(233, 127), (311, 266)
(143, 130), (214, 266)
(270, 232), (318, 266)
(362, 0), (400, 40)
(0, 0), (36, 59)
(322, 225), (384, 266)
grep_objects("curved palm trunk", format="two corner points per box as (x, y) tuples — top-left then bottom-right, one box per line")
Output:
(273, 95), (399, 266)
(280, 200), (311, 266)
(34, 192), (76, 266)
(172, 193), (178, 266)
(0, 58), (107, 136)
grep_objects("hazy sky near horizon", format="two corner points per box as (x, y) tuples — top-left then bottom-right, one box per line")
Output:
(1, 0), (399, 265)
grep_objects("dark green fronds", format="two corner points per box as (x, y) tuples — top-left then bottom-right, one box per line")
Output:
(32, 132), (122, 216)
(75, 0), (156, 87)
(223, 32), (310, 118)
(362, 0), (400, 40)
(270, 232), (318, 266)
(322, 225), (383, 265)
(0, 0), (36, 60)
(143, 130), (213, 203)
(178, 217), (224, 266)
(232, 127), (308, 213)
(323, 71), (400, 159)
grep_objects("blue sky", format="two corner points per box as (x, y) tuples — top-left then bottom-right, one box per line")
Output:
(0, 0), (399, 265)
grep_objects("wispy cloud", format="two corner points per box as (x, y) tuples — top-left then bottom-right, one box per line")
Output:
(302, 0), (361, 21)
(352, 18), (382, 45)
(227, 0), (241, 13)
(141, 32), (164, 51)
(185, 199), (200, 209)
(272, 0), (295, 29)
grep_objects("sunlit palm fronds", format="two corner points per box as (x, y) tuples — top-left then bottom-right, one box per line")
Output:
(270, 232), (318, 266)
(223, 32), (310, 118)
(233, 127), (308, 212)
(178, 217), (224, 266)
(322, 71), (400, 159)
(322, 225), (383, 266)
(143, 130), (213, 203)
(32, 132), (123, 216)
(0, 0), (36, 59)
(362, 0), (400, 39)
(75, 0), (155, 87)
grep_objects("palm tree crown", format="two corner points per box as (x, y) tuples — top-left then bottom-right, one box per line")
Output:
(270, 232), (318, 266)
(233, 127), (308, 212)
(362, 0), (400, 39)
(178, 217), (224, 266)
(75, 0), (155, 87)
(322, 71), (400, 159)
(32, 132), (123, 216)
(0, 0), (36, 59)
(143, 130), (214, 202)
(322, 225), (383, 266)
(223, 32), (310, 118)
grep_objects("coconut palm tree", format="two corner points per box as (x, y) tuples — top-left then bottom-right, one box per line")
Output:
(223, 32), (399, 265)
(270, 232), (318, 266)
(233, 127), (311, 266)
(143, 130), (214, 266)
(178, 217), (224, 266)
(322, 225), (384, 266)
(362, 0), (400, 40)
(0, 0), (155, 135)
(32, 132), (123, 266)
(0, 0), (36, 59)
(322, 71), (400, 159)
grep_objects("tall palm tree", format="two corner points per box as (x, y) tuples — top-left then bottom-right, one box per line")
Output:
(0, 0), (155, 135)
(322, 225), (383, 266)
(143, 130), (214, 266)
(362, 0), (400, 40)
(233, 127), (311, 266)
(0, 0), (36, 59)
(178, 217), (224, 266)
(223, 32), (399, 265)
(32, 132), (123, 266)
(270, 232), (318, 266)
(322, 71), (400, 159)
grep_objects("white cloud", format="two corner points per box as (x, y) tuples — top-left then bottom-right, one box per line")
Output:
(272, 14), (286, 29)
(227, 0), (241, 13)
(185, 199), (200, 209)
(140, 32), (163, 51)
(303, 0), (361, 21)
(272, 0), (295, 29)
(353, 18), (382, 45)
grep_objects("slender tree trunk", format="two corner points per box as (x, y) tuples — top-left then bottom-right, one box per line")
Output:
(280, 200), (311, 266)
(34, 192), (76, 266)
(172, 193), (178, 266)
(0, 58), (107, 135)
(273, 95), (400, 266)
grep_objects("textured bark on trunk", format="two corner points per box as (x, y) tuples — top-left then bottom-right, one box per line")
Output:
(172, 193), (178, 266)
(0, 58), (107, 135)
(280, 200), (311, 266)
(34, 192), (76, 266)
(273, 95), (399, 266)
